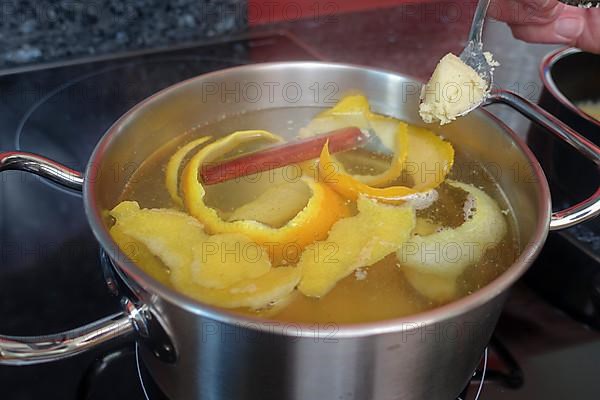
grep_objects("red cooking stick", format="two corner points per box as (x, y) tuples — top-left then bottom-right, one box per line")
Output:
(201, 127), (365, 185)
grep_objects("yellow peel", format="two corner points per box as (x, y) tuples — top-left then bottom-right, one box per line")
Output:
(397, 181), (507, 278)
(319, 142), (416, 204)
(298, 196), (415, 298)
(314, 99), (454, 204)
(110, 201), (301, 310)
(403, 125), (455, 190)
(227, 180), (310, 228)
(300, 94), (410, 187)
(182, 130), (350, 264)
(338, 123), (409, 187)
(166, 136), (212, 207)
(190, 233), (271, 289)
(299, 94), (373, 138)
(110, 201), (208, 272)
(171, 265), (302, 310)
(110, 224), (171, 286)
(402, 268), (458, 303)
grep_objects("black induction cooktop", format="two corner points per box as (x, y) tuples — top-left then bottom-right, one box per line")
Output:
(0, 32), (321, 400)
(1, 31), (600, 400)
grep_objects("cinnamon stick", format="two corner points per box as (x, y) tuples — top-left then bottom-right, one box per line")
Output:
(201, 127), (364, 185)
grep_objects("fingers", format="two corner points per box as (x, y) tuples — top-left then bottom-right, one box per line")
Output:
(491, 0), (600, 54)
(510, 7), (600, 53)
(574, 10), (600, 53)
(489, 0), (560, 24)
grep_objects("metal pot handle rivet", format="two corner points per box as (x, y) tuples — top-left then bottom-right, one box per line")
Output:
(486, 90), (600, 230)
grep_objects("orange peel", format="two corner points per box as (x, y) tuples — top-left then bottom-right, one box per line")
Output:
(109, 201), (208, 272)
(318, 125), (454, 204)
(298, 196), (415, 298)
(166, 136), (212, 207)
(171, 264), (303, 310)
(110, 224), (171, 286)
(404, 125), (455, 191)
(300, 94), (409, 187)
(227, 180), (311, 228)
(190, 232), (271, 289)
(109, 201), (302, 310)
(397, 180), (507, 277)
(181, 130), (350, 264)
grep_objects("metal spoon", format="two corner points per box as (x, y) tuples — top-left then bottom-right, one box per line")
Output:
(456, 0), (493, 117)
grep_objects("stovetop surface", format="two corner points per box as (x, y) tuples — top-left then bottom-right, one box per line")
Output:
(0, 32), (319, 400)
(1, 31), (599, 400)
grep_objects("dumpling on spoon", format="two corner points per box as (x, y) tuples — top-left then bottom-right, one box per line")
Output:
(419, 53), (491, 125)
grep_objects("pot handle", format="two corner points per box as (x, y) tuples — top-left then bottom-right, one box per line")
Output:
(0, 151), (140, 365)
(0, 151), (84, 190)
(486, 90), (600, 231)
(0, 300), (147, 366)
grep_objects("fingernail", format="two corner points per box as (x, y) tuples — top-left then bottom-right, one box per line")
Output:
(555, 17), (584, 40)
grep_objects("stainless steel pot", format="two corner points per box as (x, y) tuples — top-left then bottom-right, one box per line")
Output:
(1, 62), (599, 400)
(529, 48), (600, 205)
(526, 48), (600, 328)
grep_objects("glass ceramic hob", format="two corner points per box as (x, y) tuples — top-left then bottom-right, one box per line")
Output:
(1, 32), (599, 400)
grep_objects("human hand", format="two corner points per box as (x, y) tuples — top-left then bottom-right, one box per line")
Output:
(489, 0), (600, 53)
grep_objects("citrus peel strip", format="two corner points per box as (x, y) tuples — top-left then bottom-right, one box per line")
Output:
(396, 180), (507, 278)
(298, 196), (416, 298)
(109, 201), (302, 310)
(166, 136), (212, 207)
(300, 94), (410, 187)
(181, 129), (350, 264)
(318, 125), (454, 204)
(171, 264), (302, 310)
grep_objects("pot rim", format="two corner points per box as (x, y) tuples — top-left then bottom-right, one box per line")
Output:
(83, 61), (552, 338)
(540, 47), (600, 128)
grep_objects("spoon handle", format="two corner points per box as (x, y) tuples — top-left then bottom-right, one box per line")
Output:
(467, 0), (492, 45)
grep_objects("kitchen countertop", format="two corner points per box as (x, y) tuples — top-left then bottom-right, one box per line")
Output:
(0, 0), (246, 66)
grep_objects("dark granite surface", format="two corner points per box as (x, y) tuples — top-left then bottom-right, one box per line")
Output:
(0, 0), (246, 67)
